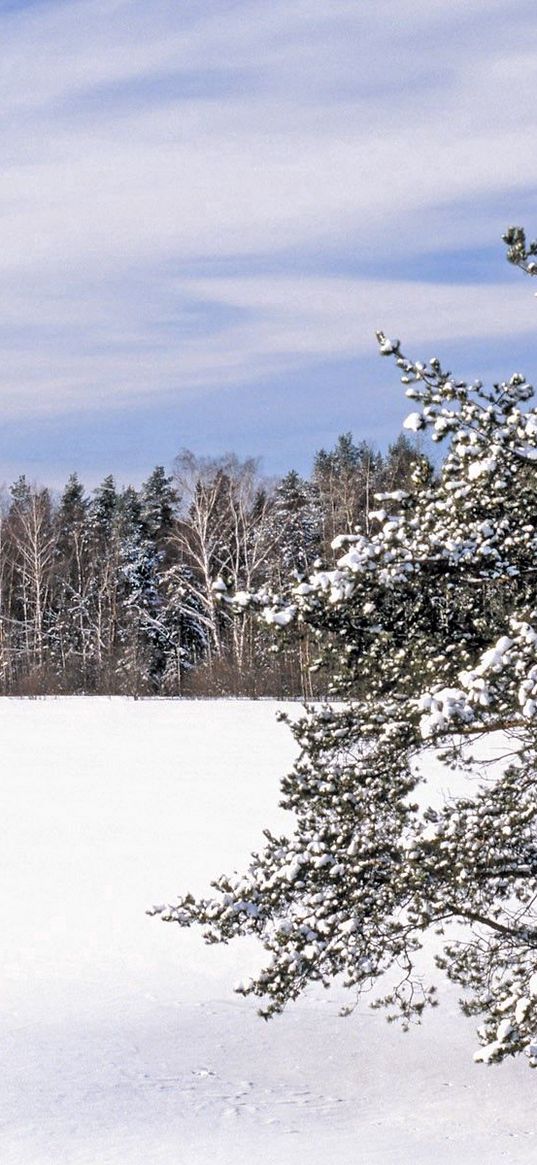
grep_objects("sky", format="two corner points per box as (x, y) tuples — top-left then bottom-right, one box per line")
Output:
(1, 0), (537, 489)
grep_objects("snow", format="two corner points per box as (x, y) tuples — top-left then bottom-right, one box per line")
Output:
(377, 335), (399, 356)
(467, 457), (498, 480)
(2, 697), (537, 1165)
(263, 605), (296, 626)
(403, 411), (424, 432)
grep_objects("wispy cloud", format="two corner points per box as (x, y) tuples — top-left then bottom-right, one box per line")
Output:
(0, 0), (536, 471)
(0, 272), (533, 421)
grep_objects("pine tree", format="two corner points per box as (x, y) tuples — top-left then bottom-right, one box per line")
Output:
(52, 473), (91, 687)
(140, 465), (178, 554)
(152, 230), (537, 1067)
(270, 470), (321, 578)
(313, 433), (384, 551)
(85, 475), (121, 686)
(115, 484), (168, 692)
(380, 433), (427, 494)
(158, 560), (209, 691)
(90, 474), (118, 535)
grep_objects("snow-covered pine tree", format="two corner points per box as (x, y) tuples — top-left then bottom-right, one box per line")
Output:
(269, 470), (322, 580)
(114, 485), (162, 692)
(140, 465), (178, 556)
(313, 433), (384, 551)
(85, 475), (121, 686)
(52, 473), (91, 687)
(152, 229), (537, 1066)
(380, 432), (425, 495)
(157, 560), (209, 690)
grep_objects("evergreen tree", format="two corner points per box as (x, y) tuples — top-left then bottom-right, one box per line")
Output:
(85, 476), (121, 685)
(58, 472), (88, 532)
(9, 474), (32, 511)
(270, 470), (321, 578)
(116, 484), (168, 692)
(90, 474), (118, 543)
(380, 433), (426, 493)
(52, 473), (91, 686)
(158, 560), (209, 691)
(153, 230), (537, 1067)
(313, 433), (384, 551)
(140, 465), (178, 552)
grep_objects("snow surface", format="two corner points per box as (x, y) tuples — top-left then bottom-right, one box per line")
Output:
(2, 697), (537, 1165)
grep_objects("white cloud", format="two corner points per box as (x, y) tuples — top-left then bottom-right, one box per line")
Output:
(1, 0), (537, 272)
(0, 0), (535, 426)
(0, 272), (533, 420)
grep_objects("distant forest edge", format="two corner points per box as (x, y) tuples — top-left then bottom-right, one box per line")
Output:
(0, 432), (426, 696)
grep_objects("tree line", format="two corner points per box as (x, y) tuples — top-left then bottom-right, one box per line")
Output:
(0, 432), (422, 696)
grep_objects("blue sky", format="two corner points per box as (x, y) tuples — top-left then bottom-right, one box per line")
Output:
(1, 0), (537, 488)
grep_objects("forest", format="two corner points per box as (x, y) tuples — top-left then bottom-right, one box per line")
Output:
(0, 431), (422, 696)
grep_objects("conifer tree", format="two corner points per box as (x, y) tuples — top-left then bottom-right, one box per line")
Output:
(152, 229), (537, 1067)
(86, 475), (121, 684)
(313, 433), (384, 550)
(52, 473), (91, 686)
(140, 465), (178, 554)
(270, 470), (321, 578)
(116, 484), (170, 691)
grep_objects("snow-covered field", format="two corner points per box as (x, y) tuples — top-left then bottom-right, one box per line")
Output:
(1, 698), (537, 1165)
